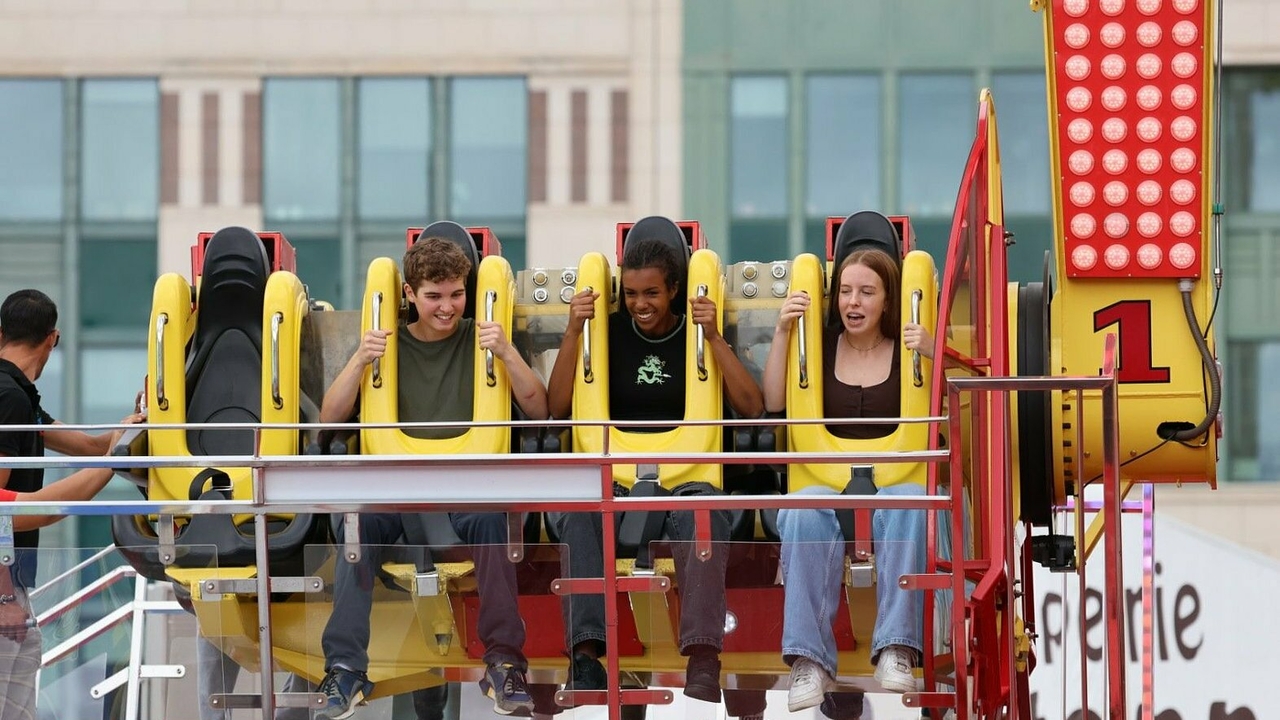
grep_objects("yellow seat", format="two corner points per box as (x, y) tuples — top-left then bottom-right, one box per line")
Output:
(784, 250), (938, 491)
(569, 248), (728, 489)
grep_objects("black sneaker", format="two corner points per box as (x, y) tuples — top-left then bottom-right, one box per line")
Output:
(316, 667), (374, 720)
(683, 652), (722, 703)
(566, 652), (608, 691)
(820, 691), (866, 720)
(480, 663), (536, 716)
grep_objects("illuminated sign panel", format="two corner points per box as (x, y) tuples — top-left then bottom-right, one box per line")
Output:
(1050, 0), (1210, 278)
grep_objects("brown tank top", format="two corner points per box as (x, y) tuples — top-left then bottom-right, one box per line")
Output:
(822, 326), (901, 439)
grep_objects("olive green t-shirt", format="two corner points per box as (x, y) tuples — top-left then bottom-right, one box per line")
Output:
(397, 319), (475, 439)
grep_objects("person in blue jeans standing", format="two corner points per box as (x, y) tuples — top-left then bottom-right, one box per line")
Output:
(763, 248), (950, 713)
(315, 237), (549, 719)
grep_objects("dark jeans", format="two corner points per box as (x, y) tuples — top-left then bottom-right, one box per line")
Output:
(550, 481), (732, 654)
(321, 512), (527, 672)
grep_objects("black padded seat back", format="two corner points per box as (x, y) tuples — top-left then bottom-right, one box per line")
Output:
(408, 220), (482, 321)
(828, 211), (903, 329)
(619, 215), (692, 315)
(185, 227), (271, 456)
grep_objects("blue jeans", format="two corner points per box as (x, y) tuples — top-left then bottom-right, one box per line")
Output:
(778, 484), (962, 677)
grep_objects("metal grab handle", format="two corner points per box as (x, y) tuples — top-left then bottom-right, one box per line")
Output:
(695, 284), (709, 381)
(910, 290), (923, 388)
(484, 290), (497, 387)
(796, 313), (809, 390)
(154, 314), (170, 411)
(581, 286), (594, 384)
(370, 292), (383, 389)
(270, 312), (284, 409)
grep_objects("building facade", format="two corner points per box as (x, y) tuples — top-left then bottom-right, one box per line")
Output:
(1, 0), (1278, 553)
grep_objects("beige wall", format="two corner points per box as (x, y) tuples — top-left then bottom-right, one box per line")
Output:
(1223, 0), (1280, 65)
(0, 0), (682, 275)
(1157, 484), (1280, 561)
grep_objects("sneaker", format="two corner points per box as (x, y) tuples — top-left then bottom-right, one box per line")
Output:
(683, 652), (722, 703)
(317, 667), (374, 720)
(480, 663), (536, 716)
(819, 691), (866, 720)
(787, 657), (835, 712)
(566, 652), (607, 691)
(873, 645), (917, 693)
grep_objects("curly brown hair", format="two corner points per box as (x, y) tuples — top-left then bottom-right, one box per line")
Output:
(403, 237), (473, 290)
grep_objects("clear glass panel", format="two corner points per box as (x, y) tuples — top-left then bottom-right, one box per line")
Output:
(729, 218), (788, 265)
(304, 530), (565, 715)
(450, 77), (527, 218)
(79, 239), (156, 330)
(81, 79), (158, 221)
(806, 74), (881, 218)
(1231, 340), (1259, 465)
(991, 71), (1050, 216)
(899, 74), (973, 218)
(358, 78), (431, 220)
(1247, 81), (1280, 213)
(294, 237), (343, 309)
(731, 76), (788, 218)
(264, 78), (341, 222)
(79, 346), (146, 423)
(0, 80), (63, 221)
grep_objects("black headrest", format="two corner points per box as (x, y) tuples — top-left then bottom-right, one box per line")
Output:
(624, 216), (691, 264)
(196, 227), (271, 344)
(828, 212), (901, 329)
(621, 216), (692, 310)
(411, 221), (481, 320)
(832, 211), (901, 271)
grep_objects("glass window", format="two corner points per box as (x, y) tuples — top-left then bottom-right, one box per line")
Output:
(449, 78), (526, 219)
(79, 347), (147, 424)
(293, 238), (342, 309)
(264, 79), (341, 221)
(81, 80), (158, 222)
(899, 74), (973, 218)
(806, 75), (880, 218)
(0, 80), (63, 221)
(731, 77), (788, 218)
(359, 78), (431, 220)
(79, 239), (156, 329)
(992, 71), (1050, 216)
(1245, 77), (1280, 213)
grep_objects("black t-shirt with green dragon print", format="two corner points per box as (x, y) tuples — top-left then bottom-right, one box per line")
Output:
(607, 311), (687, 430)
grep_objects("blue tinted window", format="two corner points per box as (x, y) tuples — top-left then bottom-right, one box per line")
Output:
(992, 72), (1050, 215)
(899, 74), (973, 217)
(450, 78), (526, 218)
(264, 79), (341, 221)
(0, 80), (63, 221)
(359, 78), (431, 220)
(79, 347), (147, 424)
(1248, 83), (1280, 213)
(81, 80), (158, 221)
(806, 75), (880, 217)
(731, 77), (788, 218)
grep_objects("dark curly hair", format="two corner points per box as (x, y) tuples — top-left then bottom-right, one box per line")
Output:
(620, 237), (682, 292)
(403, 237), (473, 290)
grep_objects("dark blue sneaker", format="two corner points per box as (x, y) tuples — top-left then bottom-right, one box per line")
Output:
(479, 663), (535, 715)
(317, 667), (374, 720)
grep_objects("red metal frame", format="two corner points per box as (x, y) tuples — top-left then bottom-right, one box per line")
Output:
(191, 231), (296, 283)
(614, 220), (705, 264)
(823, 214), (916, 261)
(405, 226), (503, 257)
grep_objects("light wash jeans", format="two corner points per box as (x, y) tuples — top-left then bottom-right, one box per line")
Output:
(778, 484), (962, 677)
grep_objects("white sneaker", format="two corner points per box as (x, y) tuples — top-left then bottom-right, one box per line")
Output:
(787, 657), (835, 712)
(873, 645), (917, 693)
